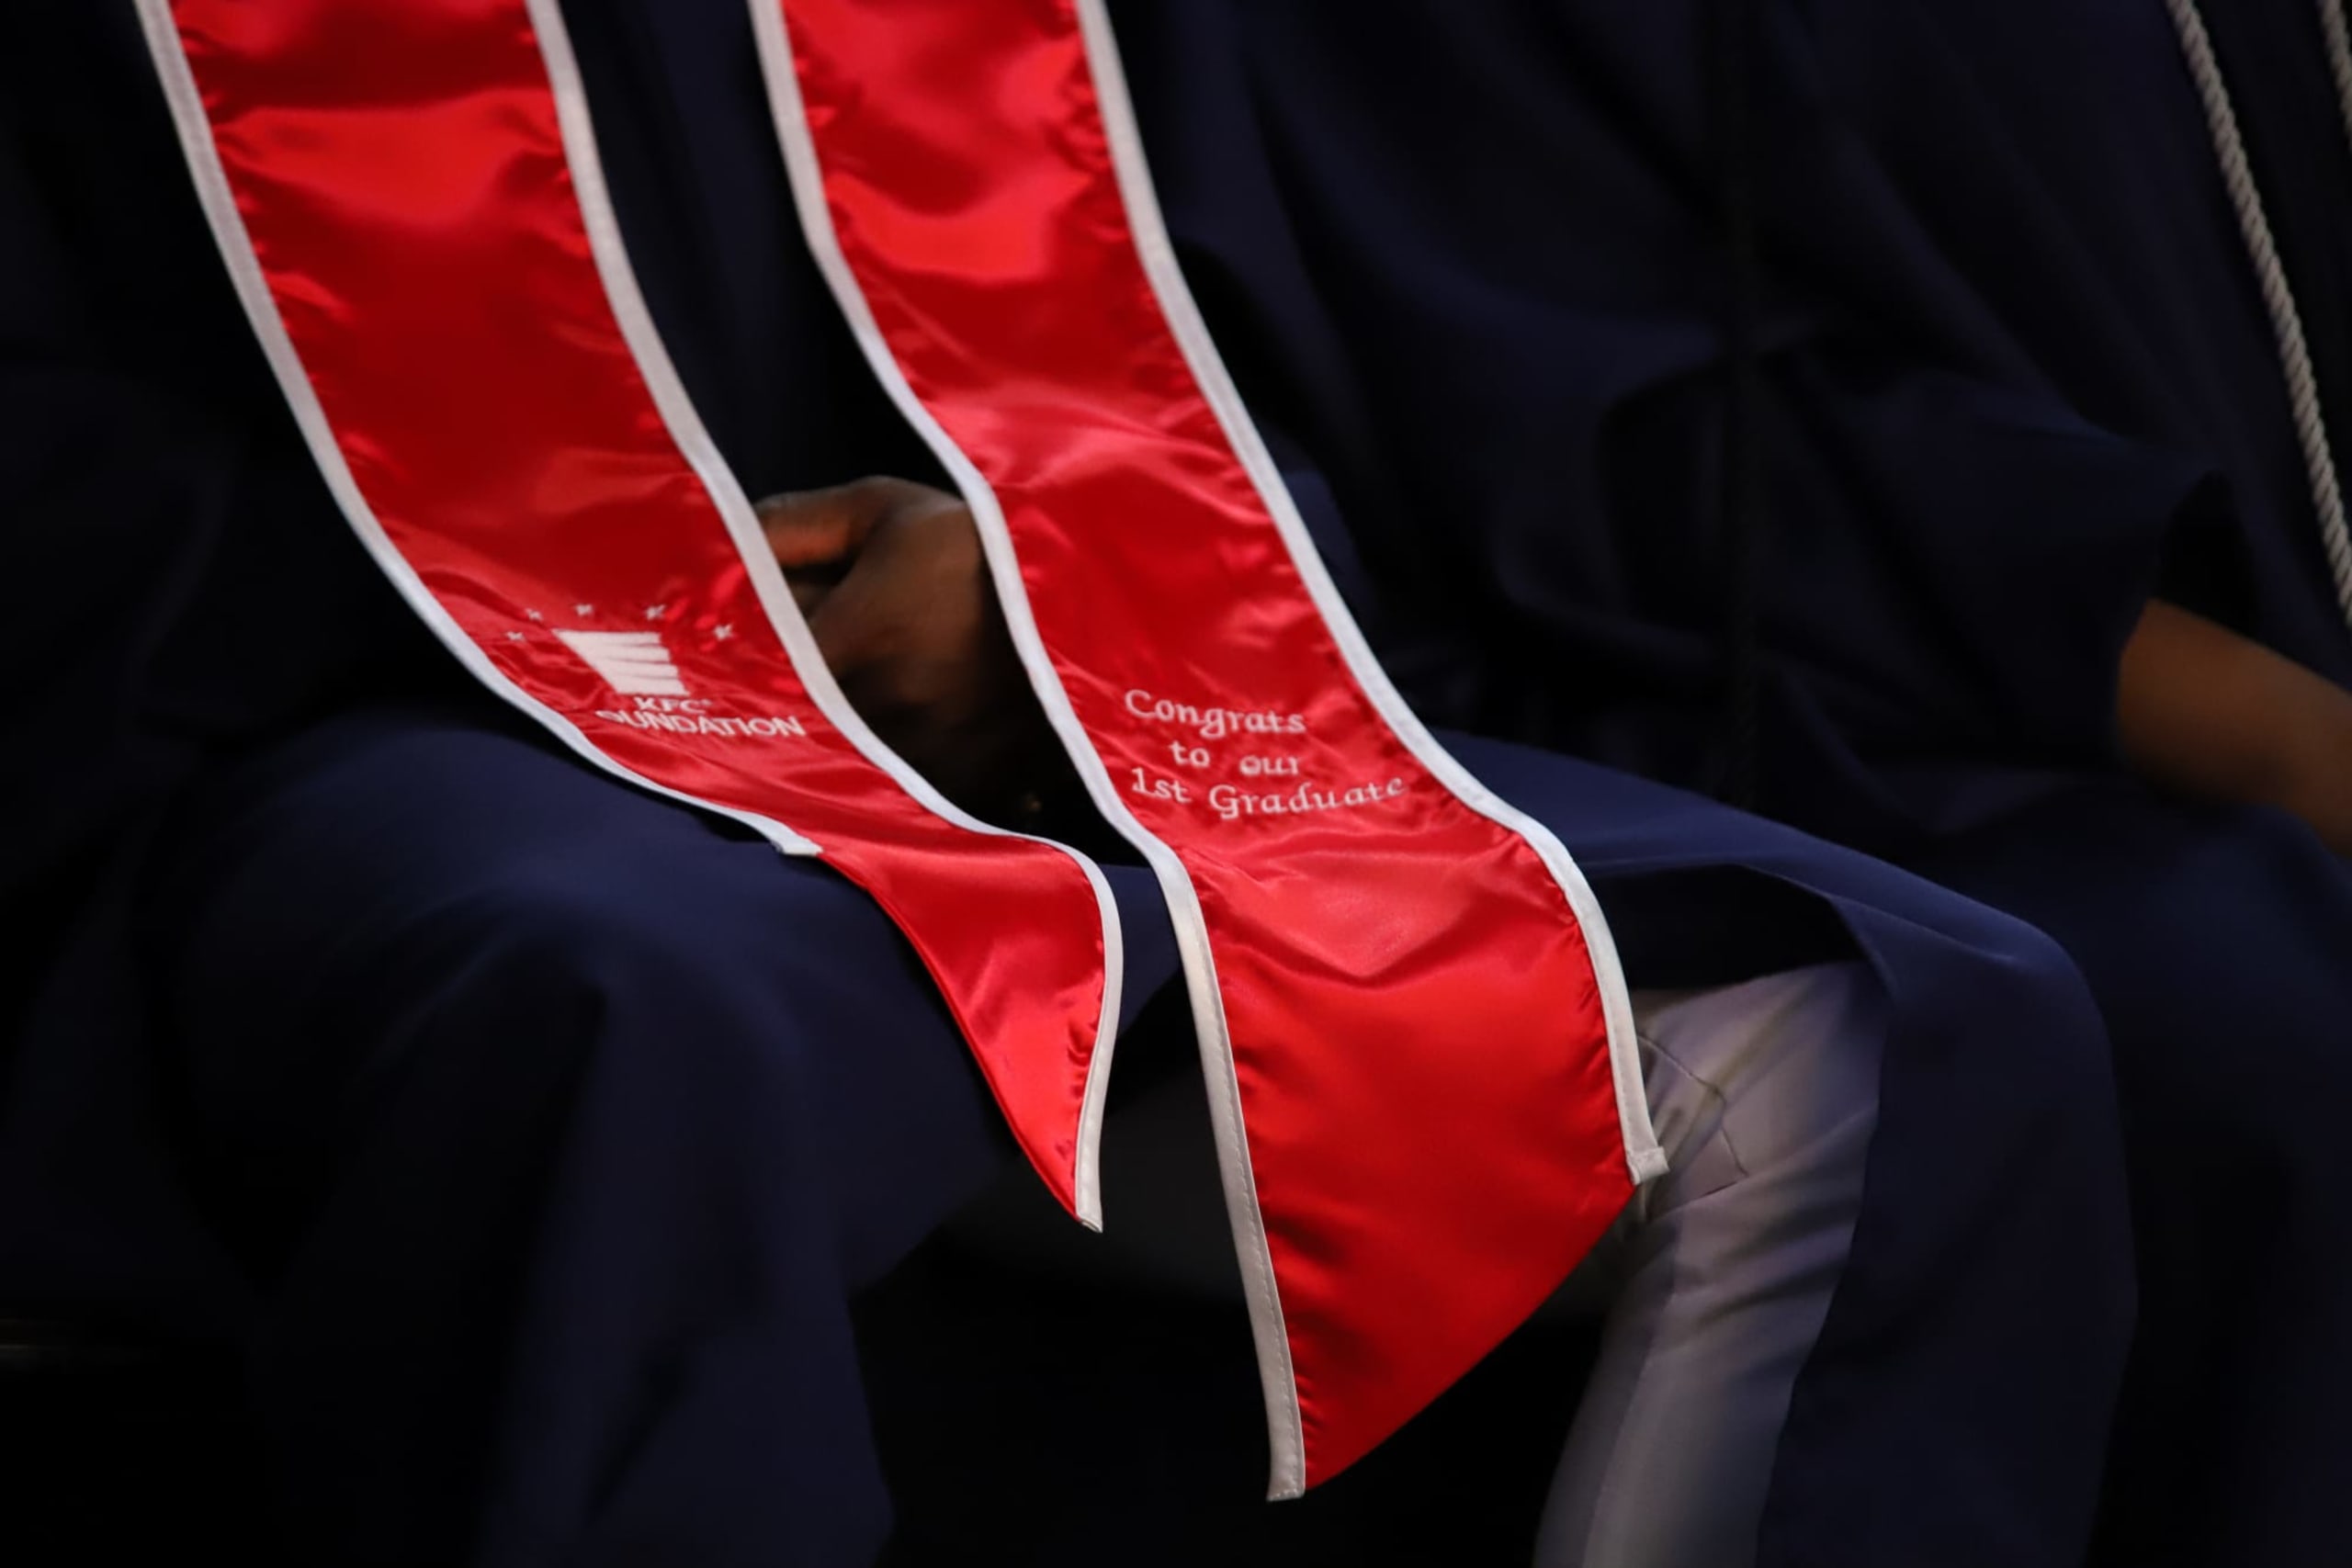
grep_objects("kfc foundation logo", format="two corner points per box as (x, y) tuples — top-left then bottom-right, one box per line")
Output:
(518, 614), (810, 739)
(556, 629), (688, 696)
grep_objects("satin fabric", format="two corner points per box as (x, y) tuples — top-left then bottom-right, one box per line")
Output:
(0, 1), (2137, 1558)
(164, 0), (1641, 1491)
(1111, 0), (2346, 1557)
(158, 0), (1115, 1211)
(770, 0), (1634, 1486)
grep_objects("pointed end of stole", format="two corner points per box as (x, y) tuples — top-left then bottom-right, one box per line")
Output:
(1069, 1141), (1105, 1233)
(1264, 1438), (1308, 1503)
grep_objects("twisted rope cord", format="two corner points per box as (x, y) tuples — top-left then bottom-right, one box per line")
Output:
(2319, 0), (2352, 166)
(2161, 0), (2352, 632)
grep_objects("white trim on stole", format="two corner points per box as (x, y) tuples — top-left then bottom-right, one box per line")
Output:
(747, 0), (1665, 1502)
(129, 0), (1126, 1222)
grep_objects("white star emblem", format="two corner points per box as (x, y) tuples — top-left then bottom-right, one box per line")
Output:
(644, 604), (668, 621)
(713, 624), (735, 641)
(504, 630), (527, 642)
(573, 604), (594, 617)
(526, 609), (544, 622)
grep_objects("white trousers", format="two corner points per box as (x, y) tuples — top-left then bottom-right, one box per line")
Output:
(951, 962), (1887, 1568)
(1534, 963), (1884, 1567)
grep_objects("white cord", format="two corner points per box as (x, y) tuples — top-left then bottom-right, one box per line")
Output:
(2161, 0), (2352, 633)
(2321, 0), (2352, 169)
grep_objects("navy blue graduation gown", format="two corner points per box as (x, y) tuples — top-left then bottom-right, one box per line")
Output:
(0, 1), (2134, 1562)
(1118, 0), (2352, 1561)
(1781, 11), (2352, 1561)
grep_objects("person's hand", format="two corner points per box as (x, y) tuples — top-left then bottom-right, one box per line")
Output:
(757, 477), (1053, 817)
(2119, 599), (2352, 855)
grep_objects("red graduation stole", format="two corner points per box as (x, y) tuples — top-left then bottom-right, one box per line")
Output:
(139, 0), (1659, 1491)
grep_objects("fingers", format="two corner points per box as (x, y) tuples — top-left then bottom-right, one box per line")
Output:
(756, 484), (877, 570)
(755, 476), (962, 570)
(752, 474), (1042, 814)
